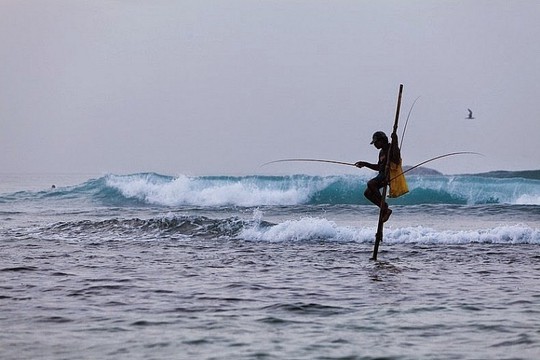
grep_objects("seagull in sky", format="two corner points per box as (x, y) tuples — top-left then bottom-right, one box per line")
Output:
(466, 109), (475, 119)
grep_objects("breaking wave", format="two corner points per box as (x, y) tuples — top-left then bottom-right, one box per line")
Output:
(3, 171), (540, 207)
(6, 213), (539, 245)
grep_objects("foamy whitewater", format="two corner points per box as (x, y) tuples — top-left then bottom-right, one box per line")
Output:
(1, 172), (539, 359)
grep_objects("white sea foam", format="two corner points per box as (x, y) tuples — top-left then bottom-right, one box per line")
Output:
(514, 194), (540, 205)
(105, 174), (335, 207)
(240, 216), (371, 242)
(383, 224), (540, 244)
(240, 215), (540, 244)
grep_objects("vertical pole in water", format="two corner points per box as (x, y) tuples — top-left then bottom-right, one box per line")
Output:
(372, 84), (403, 261)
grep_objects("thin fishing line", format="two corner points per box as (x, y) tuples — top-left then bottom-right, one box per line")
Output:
(400, 96), (420, 150)
(389, 152), (484, 182)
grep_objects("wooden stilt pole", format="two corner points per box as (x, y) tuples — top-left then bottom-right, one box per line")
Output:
(372, 84), (403, 261)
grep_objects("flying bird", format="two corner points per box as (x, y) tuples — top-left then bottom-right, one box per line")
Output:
(466, 109), (475, 119)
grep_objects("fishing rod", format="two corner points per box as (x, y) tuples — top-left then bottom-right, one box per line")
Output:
(388, 151), (484, 182)
(262, 151), (483, 177)
(261, 158), (356, 167)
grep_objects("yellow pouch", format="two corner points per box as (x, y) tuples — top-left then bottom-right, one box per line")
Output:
(389, 161), (409, 198)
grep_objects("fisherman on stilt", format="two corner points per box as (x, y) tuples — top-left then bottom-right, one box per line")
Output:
(355, 131), (404, 222)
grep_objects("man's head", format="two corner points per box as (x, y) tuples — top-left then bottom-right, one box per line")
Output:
(370, 131), (388, 148)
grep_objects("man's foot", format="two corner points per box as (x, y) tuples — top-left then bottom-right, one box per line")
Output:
(382, 208), (392, 222)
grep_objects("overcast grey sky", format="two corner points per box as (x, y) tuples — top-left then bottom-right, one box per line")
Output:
(1, 1), (539, 176)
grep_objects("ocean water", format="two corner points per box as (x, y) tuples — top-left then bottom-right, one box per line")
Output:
(1, 172), (539, 360)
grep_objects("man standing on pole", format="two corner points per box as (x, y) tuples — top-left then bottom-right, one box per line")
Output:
(355, 130), (403, 222)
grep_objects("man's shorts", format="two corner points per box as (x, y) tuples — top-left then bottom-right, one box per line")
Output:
(371, 172), (387, 188)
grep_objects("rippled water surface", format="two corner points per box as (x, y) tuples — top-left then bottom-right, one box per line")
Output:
(1, 173), (539, 359)
(2, 237), (540, 360)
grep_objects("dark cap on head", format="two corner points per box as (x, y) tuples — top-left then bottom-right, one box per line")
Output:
(370, 131), (388, 144)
